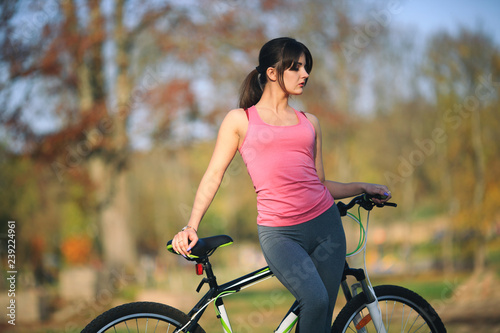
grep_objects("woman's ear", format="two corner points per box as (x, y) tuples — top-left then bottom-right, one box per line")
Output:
(266, 67), (277, 82)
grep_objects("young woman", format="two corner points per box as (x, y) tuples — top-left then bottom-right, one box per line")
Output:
(172, 37), (391, 332)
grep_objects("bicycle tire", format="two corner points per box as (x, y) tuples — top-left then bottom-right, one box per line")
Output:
(332, 285), (446, 333)
(81, 301), (205, 333)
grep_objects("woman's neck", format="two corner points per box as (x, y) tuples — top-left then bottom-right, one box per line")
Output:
(257, 85), (290, 113)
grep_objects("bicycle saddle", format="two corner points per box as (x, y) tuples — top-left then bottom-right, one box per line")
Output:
(166, 235), (233, 260)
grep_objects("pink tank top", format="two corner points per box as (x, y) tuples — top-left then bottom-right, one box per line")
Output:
(239, 106), (334, 227)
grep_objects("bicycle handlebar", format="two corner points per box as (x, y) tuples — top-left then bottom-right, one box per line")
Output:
(336, 193), (397, 217)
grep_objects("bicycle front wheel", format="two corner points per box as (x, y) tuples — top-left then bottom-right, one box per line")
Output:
(332, 285), (446, 333)
(82, 301), (205, 333)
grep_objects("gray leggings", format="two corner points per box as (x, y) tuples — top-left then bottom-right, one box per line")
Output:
(258, 204), (346, 333)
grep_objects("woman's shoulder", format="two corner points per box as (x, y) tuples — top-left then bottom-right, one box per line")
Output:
(227, 107), (247, 117)
(299, 111), (322, 136)
(219, 108), (248, 134)
(301, 111), (320, 125)
(224, 108), (248, 123)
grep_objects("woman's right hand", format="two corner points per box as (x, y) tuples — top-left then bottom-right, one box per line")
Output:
(172, 227), (198, 257)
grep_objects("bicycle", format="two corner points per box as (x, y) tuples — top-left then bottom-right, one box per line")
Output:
(82, 194), (447, 332)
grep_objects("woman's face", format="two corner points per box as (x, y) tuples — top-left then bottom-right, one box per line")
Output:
(283, 54), (309, 95)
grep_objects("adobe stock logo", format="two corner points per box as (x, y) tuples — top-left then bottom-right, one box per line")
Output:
(384, 74), (499, 187)
(341, 1), (403, 62)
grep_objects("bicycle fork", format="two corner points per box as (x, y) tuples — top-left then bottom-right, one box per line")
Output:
(341, 264), (387, 333)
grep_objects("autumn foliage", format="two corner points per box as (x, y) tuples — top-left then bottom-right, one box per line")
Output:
(0, 0), (499, 275)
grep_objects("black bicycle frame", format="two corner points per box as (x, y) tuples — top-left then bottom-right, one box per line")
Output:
(176, 256), (370, 333)
(177, 256), (278, 333)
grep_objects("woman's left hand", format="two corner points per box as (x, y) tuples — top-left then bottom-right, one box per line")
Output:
(363, 183), (392, 204)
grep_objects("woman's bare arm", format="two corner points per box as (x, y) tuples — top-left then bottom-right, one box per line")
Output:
(172, 109), (246, 256)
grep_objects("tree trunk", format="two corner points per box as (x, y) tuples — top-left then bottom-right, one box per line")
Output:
(89, 156), (136, 268)
(437, 108), (456, 275)
(471, 101), (486, 273)
(86, 0), (136, 269)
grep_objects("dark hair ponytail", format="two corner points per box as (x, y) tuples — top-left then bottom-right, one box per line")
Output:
(238, 37), (313, 109)
(238, 69), (265, 109)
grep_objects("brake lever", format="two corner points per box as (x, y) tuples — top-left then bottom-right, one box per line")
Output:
(373, 200), (397, 208)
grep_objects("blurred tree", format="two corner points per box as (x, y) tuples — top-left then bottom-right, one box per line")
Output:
(3, 0), (498, 280)
(425, 28), (500, 273)
(0, 0), (203, 268)
(0, 0), (272, 270)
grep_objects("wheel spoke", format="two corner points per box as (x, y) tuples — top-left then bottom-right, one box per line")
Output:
(347, 318), (357, 332)
(334, 286), (446, 333)
(407, 312), (420, 332)
(412, 320), (429, 333)
(387, 300), (395, 330)
(82, 303), (197, 333)
(401, 303), (405, 332)
(403, 305), (414, 331)
(384, 300), (388, 330)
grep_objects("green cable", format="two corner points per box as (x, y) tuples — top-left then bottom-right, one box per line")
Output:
(346, 206), (366, 257)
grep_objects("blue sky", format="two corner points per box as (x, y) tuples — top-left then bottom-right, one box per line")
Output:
(392, 0), (500, 44)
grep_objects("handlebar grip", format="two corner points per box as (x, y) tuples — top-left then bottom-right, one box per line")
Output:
(336, 202), (348, 217)
(337, 194), (397, 214)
